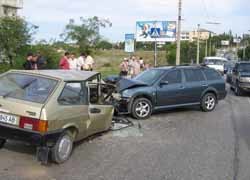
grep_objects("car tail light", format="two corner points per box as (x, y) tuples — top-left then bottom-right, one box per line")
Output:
(19, 116), (48, 133)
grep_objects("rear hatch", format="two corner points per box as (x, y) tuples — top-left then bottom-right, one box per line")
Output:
(0, 72), (58, 130)
(0, 97), (43, 128)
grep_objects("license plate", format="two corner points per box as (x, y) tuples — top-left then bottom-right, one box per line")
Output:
(0, 113), (18, 125)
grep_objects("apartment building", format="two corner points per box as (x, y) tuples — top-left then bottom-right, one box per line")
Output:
(0, 0), (23, 17)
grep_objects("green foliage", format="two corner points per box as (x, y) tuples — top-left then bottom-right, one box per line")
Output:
(61, 16), (112, 52)
(165, 41), (207, 65)
(0, 17), (37, 66)
(238, 46), (250, 60)
(96, 40), (113, 50)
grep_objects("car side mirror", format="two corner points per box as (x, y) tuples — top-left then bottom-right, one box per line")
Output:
(160, 81), (169, 86)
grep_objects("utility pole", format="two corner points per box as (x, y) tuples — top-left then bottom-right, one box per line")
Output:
(196, 24), (200, 64)
(176, 0), (182, 65)
(205, 39), (208, 57)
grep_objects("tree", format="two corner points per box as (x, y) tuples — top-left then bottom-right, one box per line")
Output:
(96, 40), (113, 50)
(0, 17), (37, 66)
(61, 16), (112, 52)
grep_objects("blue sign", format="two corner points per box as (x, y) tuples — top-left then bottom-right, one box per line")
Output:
(125, 34), (135, 53)
(150, 28), (161, 38)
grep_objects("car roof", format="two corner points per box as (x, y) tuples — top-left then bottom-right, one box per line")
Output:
(237, 61), (250, 64)
(7, 70), (100, 81)
(204, 57), (228, 61)
(154, 65), (209, 71)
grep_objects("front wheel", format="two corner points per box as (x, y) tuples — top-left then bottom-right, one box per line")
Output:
(131, 98), (153, 120)
(51, 131), (74, 164)
(0, 139), (6, 149)
(201, 93), (217, 112)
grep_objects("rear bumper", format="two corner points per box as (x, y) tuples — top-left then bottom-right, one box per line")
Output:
(0, 124), (62, 147)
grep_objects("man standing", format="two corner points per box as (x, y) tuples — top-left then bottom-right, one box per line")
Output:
(77, 53), (86, 70)
(69, 53), (78, 70)
(23, 53), (33, 70)
(119, 58), (129, 77)
(132, 58), (141, 77)
(59, 52), (70, 70)
(85, 53), (95, 71)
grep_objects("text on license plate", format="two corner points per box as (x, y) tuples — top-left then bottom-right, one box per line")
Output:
(0, 113), (17, 125)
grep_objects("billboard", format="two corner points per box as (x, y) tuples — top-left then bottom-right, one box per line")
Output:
(136, 21), (176, 42)
(125, 34), (135, 53)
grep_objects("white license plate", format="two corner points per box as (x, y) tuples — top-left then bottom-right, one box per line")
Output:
(0, 113), (18, 125)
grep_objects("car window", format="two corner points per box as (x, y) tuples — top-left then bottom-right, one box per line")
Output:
(162, 70), (182, 84)
(59, 82), (87, 105)
(134, 69), (165, 85)
(203, 69), (222, 80)
(184, 69), (205, 82)
(0, 73), (58, 104)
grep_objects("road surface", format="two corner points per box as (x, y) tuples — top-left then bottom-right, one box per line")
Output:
(0, 87), (250, 180)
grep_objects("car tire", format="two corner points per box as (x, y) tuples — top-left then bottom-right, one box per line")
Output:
(51, 131), (74, 164)
(201, 93), (217, 112)
(131, 98), (152, 120)
(235, 83), (243, 96)
(0, 139), (6, 149)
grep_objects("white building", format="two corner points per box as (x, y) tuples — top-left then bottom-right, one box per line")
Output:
(0, 0), (23, 17)
(181, 31), (190, 41)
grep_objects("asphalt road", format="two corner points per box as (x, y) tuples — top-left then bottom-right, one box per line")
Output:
(1, 86), (250, 180)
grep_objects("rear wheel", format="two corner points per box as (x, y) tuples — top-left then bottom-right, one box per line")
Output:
(0, 139), (6, 149)
(51, 131), (74, 164)
(131, 98), (152, 120)
(201, 93), (217, 112)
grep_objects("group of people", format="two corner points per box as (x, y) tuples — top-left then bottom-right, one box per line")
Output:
(119, 56), (151, 78)
(59, 52), (95, 71)
(23, 52), (47, 70)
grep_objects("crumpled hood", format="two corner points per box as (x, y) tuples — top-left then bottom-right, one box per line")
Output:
(117, 78), (148, 92)
(239, 72), (250, 77)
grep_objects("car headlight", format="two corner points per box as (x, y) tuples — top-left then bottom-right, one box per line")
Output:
(122, 90), (132, 98)
(239, 77), (250, 83)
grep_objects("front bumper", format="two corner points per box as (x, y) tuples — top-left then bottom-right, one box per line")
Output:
(0, 124), (62, 147)
(115, 97), (131, 114)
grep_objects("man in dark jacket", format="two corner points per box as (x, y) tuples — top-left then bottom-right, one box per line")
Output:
(23, 53), (33, 70)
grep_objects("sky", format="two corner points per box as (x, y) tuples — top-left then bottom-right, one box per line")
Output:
(20, 0), (250, 42)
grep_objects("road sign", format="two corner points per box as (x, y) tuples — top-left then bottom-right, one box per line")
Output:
(150, 28), (161, 38)
(125, 34), (135, 53)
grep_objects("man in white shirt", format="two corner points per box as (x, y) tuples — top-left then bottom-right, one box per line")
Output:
(85, 53), (95, 71)
(69, 53), (78, 70)
(77, 53), (86, 70)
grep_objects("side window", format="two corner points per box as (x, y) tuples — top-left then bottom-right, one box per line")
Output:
(162, 70), (182, 84)
(203, 69), (222, 80)
(58, 82), (87, 105)
(184, 69), (205, 82)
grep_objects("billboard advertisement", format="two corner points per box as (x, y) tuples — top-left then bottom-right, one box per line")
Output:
(221, 40), (230, 46)
(125, 34), (135, 53)
(136, 21), (176, 42)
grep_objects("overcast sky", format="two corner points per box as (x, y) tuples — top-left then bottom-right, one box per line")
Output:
(21, 0), (250, 42)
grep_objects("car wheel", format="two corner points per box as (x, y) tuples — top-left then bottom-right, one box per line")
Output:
(0, 139), (6, 149)
(131, 98), (152, 120)
(201, 93), (217, 112)
(235, 83), (243, 96)
(51, 131), (74, 164)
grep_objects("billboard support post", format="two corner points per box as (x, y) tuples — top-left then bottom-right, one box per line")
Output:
(154, 39), (157, 67)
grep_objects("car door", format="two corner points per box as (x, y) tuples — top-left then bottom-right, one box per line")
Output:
(183, 68), (207, 103)
(156, 70), (185, 107)
(57, 82), (89, 140)
(87, 76), (114, 136)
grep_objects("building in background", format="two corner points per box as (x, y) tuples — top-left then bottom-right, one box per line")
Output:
(180, 31), (190, 41)
(189, 28), (216, 42)
(0, 0), (23, 17)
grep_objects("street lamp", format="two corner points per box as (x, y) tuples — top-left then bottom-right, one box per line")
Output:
(196, 24), (200, 64)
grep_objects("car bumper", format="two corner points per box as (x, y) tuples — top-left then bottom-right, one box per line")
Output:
(239, 82), (250, 91)
(0, 124), (62, 147)
(116, 97), (132, 114)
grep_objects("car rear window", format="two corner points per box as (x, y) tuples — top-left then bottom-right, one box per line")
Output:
(0, 73), (58, 104)
(203, 69), (222, 80)
(184, 69), (205, 82)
